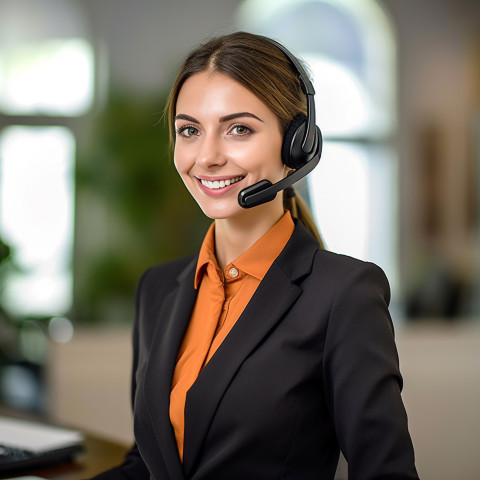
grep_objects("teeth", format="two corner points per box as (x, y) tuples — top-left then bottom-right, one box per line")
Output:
(200, 176), (243, 190)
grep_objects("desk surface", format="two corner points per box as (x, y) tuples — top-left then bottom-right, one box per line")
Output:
(0, 407), (129, 480)
(1, 433), (129, 480)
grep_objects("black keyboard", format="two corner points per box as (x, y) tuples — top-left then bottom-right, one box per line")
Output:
(0, 443), (83, 473)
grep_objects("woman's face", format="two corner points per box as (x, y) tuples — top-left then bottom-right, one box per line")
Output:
(173, 71), (285, 220)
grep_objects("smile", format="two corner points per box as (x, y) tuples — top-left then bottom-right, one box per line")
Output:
(199, 176), (244, 190)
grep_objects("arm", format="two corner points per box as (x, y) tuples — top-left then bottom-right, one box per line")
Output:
(323, 262), (419, 480)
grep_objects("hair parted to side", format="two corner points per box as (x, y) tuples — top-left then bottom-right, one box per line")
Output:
(165, 31), (323, 248)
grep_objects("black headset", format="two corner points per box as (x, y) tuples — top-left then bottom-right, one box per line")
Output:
(238, 38), (323, 209)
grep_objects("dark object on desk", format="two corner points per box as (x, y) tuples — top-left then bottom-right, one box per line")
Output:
(0, 416), (84, 474)
(0, 443), (83, 473)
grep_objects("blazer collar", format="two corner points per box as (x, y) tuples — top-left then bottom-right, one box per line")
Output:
(183, 221), (319, 476)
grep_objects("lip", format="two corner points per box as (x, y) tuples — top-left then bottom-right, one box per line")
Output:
(195, 175), (245, 197)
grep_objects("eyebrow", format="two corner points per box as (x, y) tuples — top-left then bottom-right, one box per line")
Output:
(175, 114), (199, 123)
(174, 112), (264, 124)
(219, 112), (264, 123)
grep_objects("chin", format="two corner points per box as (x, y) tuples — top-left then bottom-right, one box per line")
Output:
(193, 194), (246, 219)
(199, 204), (244, 220)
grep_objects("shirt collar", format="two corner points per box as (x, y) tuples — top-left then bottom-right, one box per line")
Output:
(194, 222), (218, 289)
(194, 211), (295, 288)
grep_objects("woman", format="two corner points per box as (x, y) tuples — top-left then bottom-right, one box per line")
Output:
(92, 32), (419, 480)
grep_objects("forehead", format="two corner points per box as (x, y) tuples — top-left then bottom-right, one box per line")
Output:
(175, 71), (273, 119)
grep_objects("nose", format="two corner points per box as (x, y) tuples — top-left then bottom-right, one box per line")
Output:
(195, 132), (227, 169)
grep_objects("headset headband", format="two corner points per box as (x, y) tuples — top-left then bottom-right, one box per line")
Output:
(266, 38), (317, 154)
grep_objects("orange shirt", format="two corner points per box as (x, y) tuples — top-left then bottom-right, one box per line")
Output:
(169, 211), (295, 461)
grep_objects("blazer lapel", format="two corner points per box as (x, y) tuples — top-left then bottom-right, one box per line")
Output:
(182, 222), (319, 476)
(140, 258), (197, 480)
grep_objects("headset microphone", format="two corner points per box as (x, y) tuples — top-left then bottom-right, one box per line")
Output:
(238, 38), (323, 209)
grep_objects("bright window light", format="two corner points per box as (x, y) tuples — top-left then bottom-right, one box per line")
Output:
(305, 53), (371, 136)
(0, 39), (94, 116)
(309, 142), (369, 259)
(308, 142), (398, 292)
(0, 126), (75, 316)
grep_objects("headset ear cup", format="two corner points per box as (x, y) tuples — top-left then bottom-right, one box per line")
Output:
(281, 114), (308, 170)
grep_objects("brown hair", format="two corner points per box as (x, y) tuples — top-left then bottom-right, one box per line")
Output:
(165, 31), (323, 247)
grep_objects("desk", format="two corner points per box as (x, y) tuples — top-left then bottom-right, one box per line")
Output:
(1, 433), (129, 480)
(0, 407), (129, 480)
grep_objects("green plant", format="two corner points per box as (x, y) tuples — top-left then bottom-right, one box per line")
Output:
(74, 92), (210, 323)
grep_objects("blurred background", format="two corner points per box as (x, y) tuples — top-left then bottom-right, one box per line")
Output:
(0, 0), (479, 478)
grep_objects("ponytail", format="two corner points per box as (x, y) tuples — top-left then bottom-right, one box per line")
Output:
(283, 189), (324, 249)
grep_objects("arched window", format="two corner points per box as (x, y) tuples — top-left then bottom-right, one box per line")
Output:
(0, 0), (94, 318)
(236, 0), (398, 299)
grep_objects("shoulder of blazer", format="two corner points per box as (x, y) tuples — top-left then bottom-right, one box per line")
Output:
(280, 221), (388, 284)
(286, 221), (391, 306)
(136, 254), (197, 305)
(313, 248), (391, 304)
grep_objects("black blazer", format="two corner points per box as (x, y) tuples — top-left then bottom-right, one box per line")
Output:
(92, 221), (419, 480)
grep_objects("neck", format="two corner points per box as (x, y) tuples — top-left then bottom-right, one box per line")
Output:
(214, 198), (284, 270)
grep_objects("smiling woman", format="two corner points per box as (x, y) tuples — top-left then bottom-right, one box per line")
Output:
(90, 32), (418, 480)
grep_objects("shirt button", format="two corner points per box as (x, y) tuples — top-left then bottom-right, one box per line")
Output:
(228, 267), (239, 278)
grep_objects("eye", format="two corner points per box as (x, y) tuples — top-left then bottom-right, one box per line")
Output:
(230, 124), (252, 136)
(177, 125), (200, 138)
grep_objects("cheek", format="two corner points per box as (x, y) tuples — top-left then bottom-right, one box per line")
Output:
(229, 138), (284, 176)
(173, 145), (190, 176)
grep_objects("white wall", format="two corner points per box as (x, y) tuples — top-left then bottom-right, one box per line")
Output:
(397, 323), (480, 480)
(82, 0), (242, 95)
(48, 327), (133, 445)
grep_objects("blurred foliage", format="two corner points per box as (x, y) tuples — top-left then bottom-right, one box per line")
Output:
(0, 236), (17, 362)
(74, 92), (210, 323)
(0, 237), (10, 267)
(0, 236), (13, 325)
